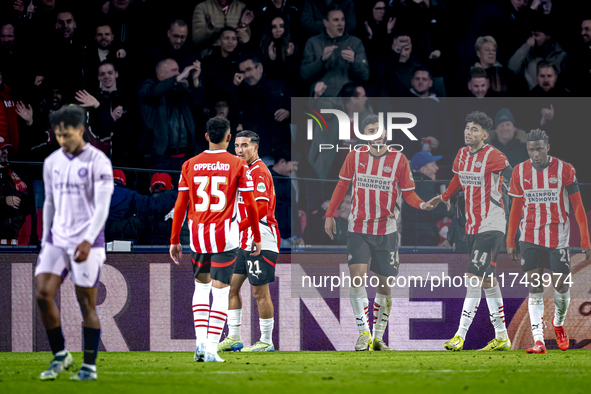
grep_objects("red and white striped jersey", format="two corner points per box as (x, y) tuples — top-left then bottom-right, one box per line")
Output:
(452, 145), (509, 235)
(178, 150), (254, 253)
(508, 157), (577, 249)
(339, 149), (414, 235)
(237, 159), (280, 253)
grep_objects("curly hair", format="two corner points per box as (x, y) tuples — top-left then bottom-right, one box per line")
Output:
(465, 111), (493, 132)
(527, 129), (549, 144)
(206, 116), (231, 143)
(360, 114), (380, 135)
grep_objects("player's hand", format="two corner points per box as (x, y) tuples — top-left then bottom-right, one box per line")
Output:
(169, 243), (183, 265)
(341, 47), (355, 63)
(324, 216), (336, 240)
(507, 247), (519, 262)
(250, 241), (262, 256)
(274, 109), (290, 122)
(583, 247), (591, 261)
(322, 45), (338, 61)
(75, 90), (100, 108)
(74, 240), (92, 263)
(233, 72), (244, 86)
(313, 81), (327, 98)
(6, 195), (21, 209)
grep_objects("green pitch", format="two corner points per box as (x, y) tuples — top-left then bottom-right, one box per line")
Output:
(1, 350), (590, 394)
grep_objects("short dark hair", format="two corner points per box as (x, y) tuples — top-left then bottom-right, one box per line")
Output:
(219, 26), (237, 36)
(236, 130), (260, 145)
(323, 4), (344, 20)
(206, 116), (230, 143)
(412, 66), (433, 80)
(360, 114), (380, 135)
(239, 53), (263, 67)
(50, 105), (86, 130)
(338, 82), (364, 98)
(536, 60), (558, 75)
(527, 129), (549, 144)
(56, 8), (76, 21)
(465, 111), (493, 133)
(170, 19), (187, 29)
(468, 66), (489, 82)
(98, 60), (117, 72)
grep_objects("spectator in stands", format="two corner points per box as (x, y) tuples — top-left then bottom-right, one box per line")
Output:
(529, 61), (571, 97)
(83, 23), (127, 92)
(0, 23), (27, 91)
(466, 67), (493, 98)
(408, 67), (435, 98)
(96, 0), (146, 53)
(23, 0), (60, 45)
(0, 69), (19, 154)
(508, 16), (567, 91)
(472, 35), (519, 96)
(138, 173), (178, 245)
(270, 151), (298, 246)
(380, 35), (426, 97)
(0, 141), (29, 241)
(145, 19), (200, 81)
(191, 0), (253, 49)
(254, 0), (301, 41)
(488, 108), (528, 167)
(201, 27), (244, 106)
(232, 54), (291, 156)
(138, 58), (203, 170)
(401, 151), (448, 246)
(301, 0), (356, 38)
(565, 17), (591, 95)
(300, 5), (369, 97)
(106, 169), (150, 242)
(259, 13), (300, 92)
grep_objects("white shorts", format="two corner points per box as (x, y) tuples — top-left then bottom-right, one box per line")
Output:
(35, 243), (106, 288)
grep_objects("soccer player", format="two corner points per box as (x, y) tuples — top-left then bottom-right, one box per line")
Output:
(169, 116), (262, 362)
(506, 129), (591, 354)
(323, 114), (436, 351)
(218, 131), (280, 353)
(35, 105), (114, 381)
(434, 111), (513, 351)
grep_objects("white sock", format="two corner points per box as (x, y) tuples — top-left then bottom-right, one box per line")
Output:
(208, 286), (230, 351)
(259, 317), (274, 345)
(350, 286), (370, 334)
(192, 281), (212, 346)
(553, 289), (570, 327)
(455, 280), (481, 340)
(484, 284), (508, 340)
(227, 309), (242, 340)
(55, 349), (68, 357)
(372, 293), (392, 341)
(81, 363), (97, 372)
(528, 292), (545, 344)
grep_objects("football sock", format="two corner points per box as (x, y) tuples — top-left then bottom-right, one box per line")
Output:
(193, 281), (212, 345)
(208, 286), (230, 351)
(484, 284), (508, 340)
(372, 293), (392, 341)
(455, 280), (481, 340)
(46, 326), (65, 355)
(553, 288), (570, 327)
(227, 309), (242, 340)
(528, 292), (545, 344)
(260, 317), (274, 345)
(82, 327), (101, 365)
(350, 286), (370, 334)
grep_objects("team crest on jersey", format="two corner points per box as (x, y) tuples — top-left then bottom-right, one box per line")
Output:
(257, 182), (266, 192)
(383, 165), (392, 173)
(520, 258), (525, 266)
(549, 176), (558, 184)
(475, 161), (482, 168)
(348, 254), (353, 261)
(78, 167), (88, 178)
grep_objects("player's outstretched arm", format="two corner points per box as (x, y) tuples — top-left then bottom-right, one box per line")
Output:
(569, 191), (591, 261)
(402, 190), (434, 211)
(323, 179), (350, 240)
(506, 196), (524, 262)
(242, 191), (262, 256)
(440, 174), (461, 206)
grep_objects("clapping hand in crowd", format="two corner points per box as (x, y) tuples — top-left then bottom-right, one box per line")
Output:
(76, 90), (100, 108)
(341, 47), (355, 63)
(313, 81), (327, 98)
(15, 101), (33, 126)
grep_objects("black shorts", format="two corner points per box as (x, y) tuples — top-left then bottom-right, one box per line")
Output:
(347, 231), (399, 277)
(519, 242), (571, 274)
(466, 231), (504, 278)
(233, 248), (277, 286)
(191, 248), (238, 285)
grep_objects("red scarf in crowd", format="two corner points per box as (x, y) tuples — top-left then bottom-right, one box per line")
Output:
(0, 163), (27, 192)
(0, 84), (19, 153)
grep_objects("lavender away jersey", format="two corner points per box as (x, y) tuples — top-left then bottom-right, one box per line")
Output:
(43, 144), (114, 250)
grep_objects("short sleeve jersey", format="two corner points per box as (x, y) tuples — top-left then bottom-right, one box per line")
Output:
(178, 149), (253, 253)
(43, 144), (114, 251)
(452, 145), (509, 234)
(508, 157), (577, 249)
(339, 149), (414, 235)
